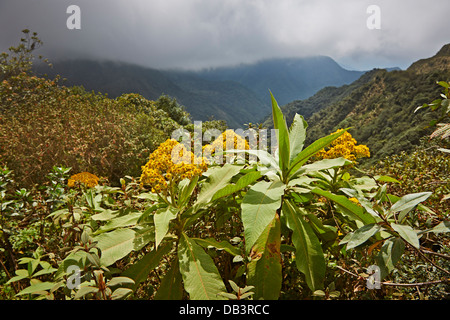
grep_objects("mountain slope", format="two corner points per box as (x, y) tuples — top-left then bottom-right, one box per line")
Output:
(35, 60), (268, 128)
(196, 56), (365, 106)
(278, 44), (450, 165)
(35, 56), (365, 129)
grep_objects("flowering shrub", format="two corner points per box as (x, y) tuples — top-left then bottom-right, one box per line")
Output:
(140, 139), (208, 194)
(67, 172), (99, 188)
(315, 129), (370, 162)
(203, 129), (250, 154)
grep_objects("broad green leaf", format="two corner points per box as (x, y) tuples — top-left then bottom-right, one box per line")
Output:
(376, 237), (405, 279)
(154, 206), (178, 249)
(178, 232), (226, 300)
(431, 221), (450, 234)
(134, 192), (159, 201)
(122, 241), (172, 290)
(247, 215), (282, 300)
(375, 175), (401, 184)
(6, 269), (29, 284)
(111, 287), (133, 300)
(107, 277), (135, 287)
(339, 188), (379, 219)
(391, 223), (420, 249)
(194, 164), (242, 210)
(194, 238), (241, 256)
(287, 128), (349, 180)
(177, 176), (199, 207)
(301, 157), (352, 173)
(33, 267), (57, 277)
(341, 223), (381, 250)
(16, 281), (55, 296)
(93, 210), (143, 235)
(390, 192), (432, 213)
(270, 91), (290, 179)
(154, 258), (183, 300)
(241, 179), (286, 253)
(311, 188), (375, 224)
(95, 226), (154, 266)
(74, 286), (98, 299)
(282, 200), (325, 291)
(305, 213), (338, 243)
(211, 170), (262, 201)
(437, 80), (450, 88)
(226, 149), (280, 173)
(91, 209), (119, 221)
(288, 113), (308, 163)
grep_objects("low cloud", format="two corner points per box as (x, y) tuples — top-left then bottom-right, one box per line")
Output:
(0, 0), (449, 71)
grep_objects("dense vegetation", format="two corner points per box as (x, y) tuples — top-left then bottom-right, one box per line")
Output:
(0, 31), (449, 300)
(263, 45), (450, 166)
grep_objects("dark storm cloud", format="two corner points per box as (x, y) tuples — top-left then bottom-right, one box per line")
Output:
(1, 0), (449, 71)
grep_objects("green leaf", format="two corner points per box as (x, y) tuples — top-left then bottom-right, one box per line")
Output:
(431, 221), (450, 234)
(282, 200), (325, 291)
(287, 128), (349, 180)
(270, 91), (290, 179)
(74, 286), (98, 299)
(177, 176), (199, 207)
(154, 258), (183, 300)
(341, 223), (381, 250)
(301, 157), (352, 174)
(107, 277), (135, 287)
(391, 223), (420, 249)
(111, 287), (133, 300)
(376, 237), (405, 279)
(305, 213), (337, 243)
(178, 232), (226, 300)
(154, 206), (178, 249)
(241, 179), (286, 253)
(93, 210), (143, 235)
(94, 226), (154, 266)
(311, 188), (376, 224)
(33, 267), (57, 277)
(194, 238), (241, 256)
(211, 170), (262, 201)
(247, 215), (282, 300)
(288, 113), (308, 163)
(437, 81), (450, 88)
(390, 192), (432, 213)
(375, 175), (401, 184)
(122, 241), (172, 290)
(16, 281), (55, 296)
(6, 269), (29, 284)
(194, 164), (242, 210)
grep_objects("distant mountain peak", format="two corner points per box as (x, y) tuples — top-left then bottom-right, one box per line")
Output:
(408, 43), (450, 74)
(436, 43), (450, 57)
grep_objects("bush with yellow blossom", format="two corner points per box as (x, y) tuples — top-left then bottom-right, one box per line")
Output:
(315, 129), (370, 162)
(140, 139), (208, 195)
(67, 172), (99, 188)
(202, 129), (250, 163)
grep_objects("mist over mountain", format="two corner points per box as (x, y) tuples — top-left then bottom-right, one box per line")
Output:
(35, 56), (365, 128)
(266, 43), (450, 165)
(196, 56), (365, 106)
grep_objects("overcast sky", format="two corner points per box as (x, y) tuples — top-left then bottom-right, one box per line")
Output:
(0, 0), (449, 71)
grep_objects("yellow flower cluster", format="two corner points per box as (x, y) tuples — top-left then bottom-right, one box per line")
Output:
(140, 139), (208, 194)
(68, 172), (99, 188)
(315, 129), (370, 162)
(202, 130), (250, 156)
